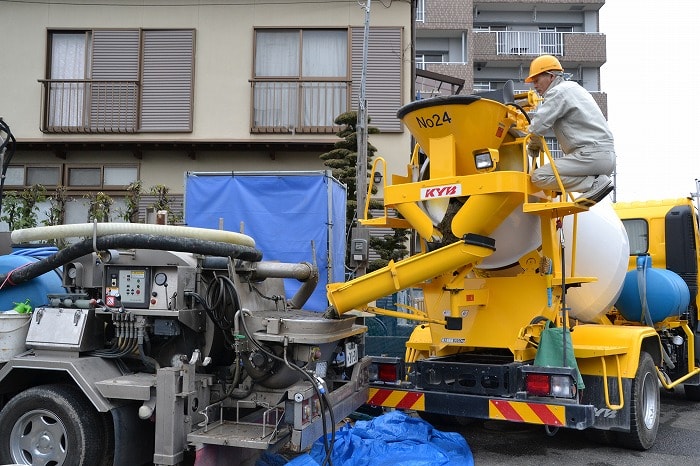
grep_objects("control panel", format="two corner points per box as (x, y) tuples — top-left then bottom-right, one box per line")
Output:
(105, 267), (151, 309)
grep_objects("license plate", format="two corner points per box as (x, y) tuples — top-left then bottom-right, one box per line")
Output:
(345, 341), (358, 367)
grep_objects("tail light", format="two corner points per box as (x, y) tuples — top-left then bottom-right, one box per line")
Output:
(369, 356), (405, 385)
(522, 366), (578, 399)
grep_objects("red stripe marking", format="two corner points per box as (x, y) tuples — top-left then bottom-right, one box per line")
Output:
(492, 400), (524, 422)
(528, 403), (563, 426)
(368, 389), (391, 406)
(395, 392), (423, 410)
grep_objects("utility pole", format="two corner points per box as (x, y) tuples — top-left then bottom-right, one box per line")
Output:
(356, 0), (371, 221)
(351, 0), (371, 278)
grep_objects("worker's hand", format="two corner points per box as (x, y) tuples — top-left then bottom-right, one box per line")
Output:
(527, 136), (543, 152)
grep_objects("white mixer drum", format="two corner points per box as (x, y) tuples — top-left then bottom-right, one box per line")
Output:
(562, 199), (630, 323)
(424, 197), (543, 269)
(479, 203), (542, 269)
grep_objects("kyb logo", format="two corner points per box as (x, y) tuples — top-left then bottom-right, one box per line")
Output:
(594, 408), (618, 419)
(421, 184), (461, 199)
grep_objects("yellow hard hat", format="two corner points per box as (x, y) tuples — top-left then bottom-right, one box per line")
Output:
(525, 55), (563, 83)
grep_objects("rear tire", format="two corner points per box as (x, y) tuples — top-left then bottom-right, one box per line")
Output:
(0, 384), (106, 466)
(616, 352), (660, 450)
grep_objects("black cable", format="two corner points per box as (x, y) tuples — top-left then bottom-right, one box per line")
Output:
(187, 291), (236, 349)
(0, 118), (17, 216)
(204, 275), (240, 331)
(320, 391), (336, 466)
(506, 102), (531, 124)
(239, 310), (335, 463)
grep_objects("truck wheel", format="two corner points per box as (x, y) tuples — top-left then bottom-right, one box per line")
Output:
(0, 384), (106, 466)
(616, 352), (660, 450)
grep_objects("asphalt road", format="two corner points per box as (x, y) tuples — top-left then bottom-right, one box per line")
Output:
(436, 387), (700, 465)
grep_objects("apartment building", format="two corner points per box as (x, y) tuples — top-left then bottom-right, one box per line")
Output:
(1, 0), (412, 226)
(415, 0), (607, 155)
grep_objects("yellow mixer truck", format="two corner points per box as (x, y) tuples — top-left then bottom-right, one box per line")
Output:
(326, 90), (699, 450)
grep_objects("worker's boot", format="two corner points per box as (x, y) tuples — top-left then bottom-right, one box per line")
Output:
(574, 175), (613, 207)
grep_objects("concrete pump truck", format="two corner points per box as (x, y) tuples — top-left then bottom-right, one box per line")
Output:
(326, 85), (699, 450)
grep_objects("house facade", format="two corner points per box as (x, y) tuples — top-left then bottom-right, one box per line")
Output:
(1, 0), (412, 226)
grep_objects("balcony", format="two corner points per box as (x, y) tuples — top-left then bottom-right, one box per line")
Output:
(473, 31), (606, 66)
(250, 80), (349, 134)
(39, 80), (139, 133)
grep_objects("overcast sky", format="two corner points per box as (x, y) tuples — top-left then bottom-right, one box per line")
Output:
(600, 1), (700, 202)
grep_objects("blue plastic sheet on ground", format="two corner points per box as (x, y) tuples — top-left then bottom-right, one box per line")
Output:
(275, 410), (474, 466)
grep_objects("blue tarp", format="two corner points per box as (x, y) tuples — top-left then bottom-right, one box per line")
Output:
(276, 411), (474, 466)
(184, 172), (346, 311)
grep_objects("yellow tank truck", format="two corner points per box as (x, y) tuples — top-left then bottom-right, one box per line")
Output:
(326, 86), (699, 450)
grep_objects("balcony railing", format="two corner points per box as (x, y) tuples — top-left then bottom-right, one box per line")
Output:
(251, 80), (349, 134)
(39, 79), (139, 133)
(494, 31), (565, 56)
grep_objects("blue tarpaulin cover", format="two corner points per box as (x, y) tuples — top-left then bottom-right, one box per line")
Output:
(185, 172), (346, 311)
(276, 411), (474, 466)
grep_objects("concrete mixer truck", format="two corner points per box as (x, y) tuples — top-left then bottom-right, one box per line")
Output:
(326, 89), (700, 450)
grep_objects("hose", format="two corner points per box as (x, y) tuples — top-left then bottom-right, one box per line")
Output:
(11, 222), (256, 248)
(0, 234), (262, 287)
(252, 261), (319, 309)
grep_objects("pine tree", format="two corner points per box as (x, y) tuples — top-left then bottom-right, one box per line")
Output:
(320, 111), (407, 272)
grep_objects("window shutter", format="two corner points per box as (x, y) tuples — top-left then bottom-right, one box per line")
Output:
(351, 27), (403, 133)
(91, 30), (140, 132)
(140, 29), (195, 132)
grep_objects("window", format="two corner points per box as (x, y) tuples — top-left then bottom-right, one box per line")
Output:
(621, 219), (649, 255)
(5, 164), (138, 190)
(416, 0), (425, 22)
(252, 27), (403, 134)
(5, 166), (62, 187)
(253, 29), (348, 131)
(1, 164), (140, 229)
(42, 29), (194, 133)
(416, 52), (448, 69)
(473, 81), (507, 92)
(544, 137), (563, 159)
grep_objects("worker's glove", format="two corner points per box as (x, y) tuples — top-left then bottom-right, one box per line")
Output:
(527, 136), (543, 152)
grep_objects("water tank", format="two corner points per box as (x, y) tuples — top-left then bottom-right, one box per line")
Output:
(615, 256), (691, 323)
(0, 254), (65, 312)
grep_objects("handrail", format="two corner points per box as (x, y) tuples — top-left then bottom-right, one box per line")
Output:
(600, 354), (625, 410)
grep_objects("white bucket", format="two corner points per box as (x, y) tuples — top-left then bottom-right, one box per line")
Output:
(0, 313), (31, 362)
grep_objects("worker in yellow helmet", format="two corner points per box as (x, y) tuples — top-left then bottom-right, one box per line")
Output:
(525, 55), (615, 206)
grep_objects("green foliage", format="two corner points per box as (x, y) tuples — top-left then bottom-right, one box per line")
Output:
(43, 186), (68, 248)
(121, 180), (143, 222)
(368, 229), (410, 272)
(0, 185), (47, 230)
(320, 111), (408, 271)
(43, 186), (68, 227)
(85, 191), (113, 222)
(149, 184), (183, 224)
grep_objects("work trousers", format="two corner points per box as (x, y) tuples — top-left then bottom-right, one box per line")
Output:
(531, 149), (615, 193)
